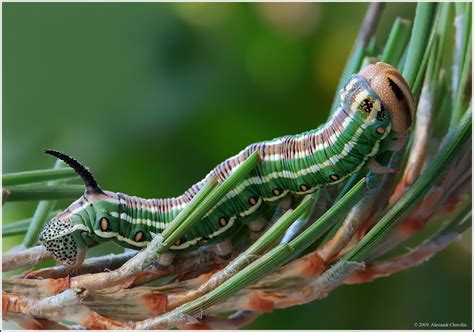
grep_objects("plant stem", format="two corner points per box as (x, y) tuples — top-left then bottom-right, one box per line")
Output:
(328, 2), (385, 117)
(3, 211), (60, 237)
(6, 184), (84, 201)
(345, 108), (471, 262)
(3, 168), (77, 187)
(135, 179), (366, 329)
(381, 18), (412, 66)
(402, 2), (437, 87)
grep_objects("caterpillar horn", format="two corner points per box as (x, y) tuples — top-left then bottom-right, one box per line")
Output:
(44, 149), (103, 194)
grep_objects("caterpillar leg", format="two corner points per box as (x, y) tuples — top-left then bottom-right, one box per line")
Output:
(248, 216), (271, 241)
(212, 239), (233, 260)
(368, 159), (399, 174)
(277, 195), (293, 210)
(387, 133), (409, 151)
(248, 196), (294, 240)
(157, 252), (175, 267)
(247, 217), (267, 233)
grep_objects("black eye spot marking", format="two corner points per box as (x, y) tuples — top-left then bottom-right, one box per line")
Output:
(388, 78), (404, 101)
(248, 196), (258, 206)
(299, 184), (310, 192)
(272, 188), (282, 196)
(134, 231), (144, 242)
(219, 217), (228, 227)
(329, 174), (340, 182)
(100, 217), (109, 231)
(360, 98), (373, 113)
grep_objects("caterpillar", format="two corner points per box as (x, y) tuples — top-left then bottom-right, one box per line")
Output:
(39, 62), (415, 266)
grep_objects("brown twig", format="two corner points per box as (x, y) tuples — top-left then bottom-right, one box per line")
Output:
(68, 234), (168, 292)
(371, 140), (471, 259)
(345, 229), (465, 284)
(2, 210), (469, 329)
(3, 249), (225, 299)
(357, 2), (385, 47)
(21, 250), (138, 280)
(2, 245), (51, 272)
(2, 313), (71, 330)
(2, 290), (125, 329)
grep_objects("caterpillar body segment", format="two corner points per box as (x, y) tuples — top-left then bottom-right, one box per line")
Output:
(39, 62), (414, 266)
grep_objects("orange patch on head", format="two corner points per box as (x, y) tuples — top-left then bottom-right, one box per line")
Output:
(359, 62), (415, 134)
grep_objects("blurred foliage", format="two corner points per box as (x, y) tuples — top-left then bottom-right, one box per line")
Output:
(3, 2), (471, 329)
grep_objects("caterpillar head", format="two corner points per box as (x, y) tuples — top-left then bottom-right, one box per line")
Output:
(39, 212), (89, 266)
(39, 149), (106, 266)
(359, 62), (415, 134)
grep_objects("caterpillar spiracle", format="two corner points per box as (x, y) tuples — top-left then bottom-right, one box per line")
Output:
(39, 62), (415, 266)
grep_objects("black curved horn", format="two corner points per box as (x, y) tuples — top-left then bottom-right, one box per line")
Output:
(44, 149), (103, 194)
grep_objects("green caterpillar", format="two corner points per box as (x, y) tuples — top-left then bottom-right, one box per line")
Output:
(39, 62), (414, 266)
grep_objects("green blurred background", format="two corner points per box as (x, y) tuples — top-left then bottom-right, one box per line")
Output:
(3, 3), (471, 329)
